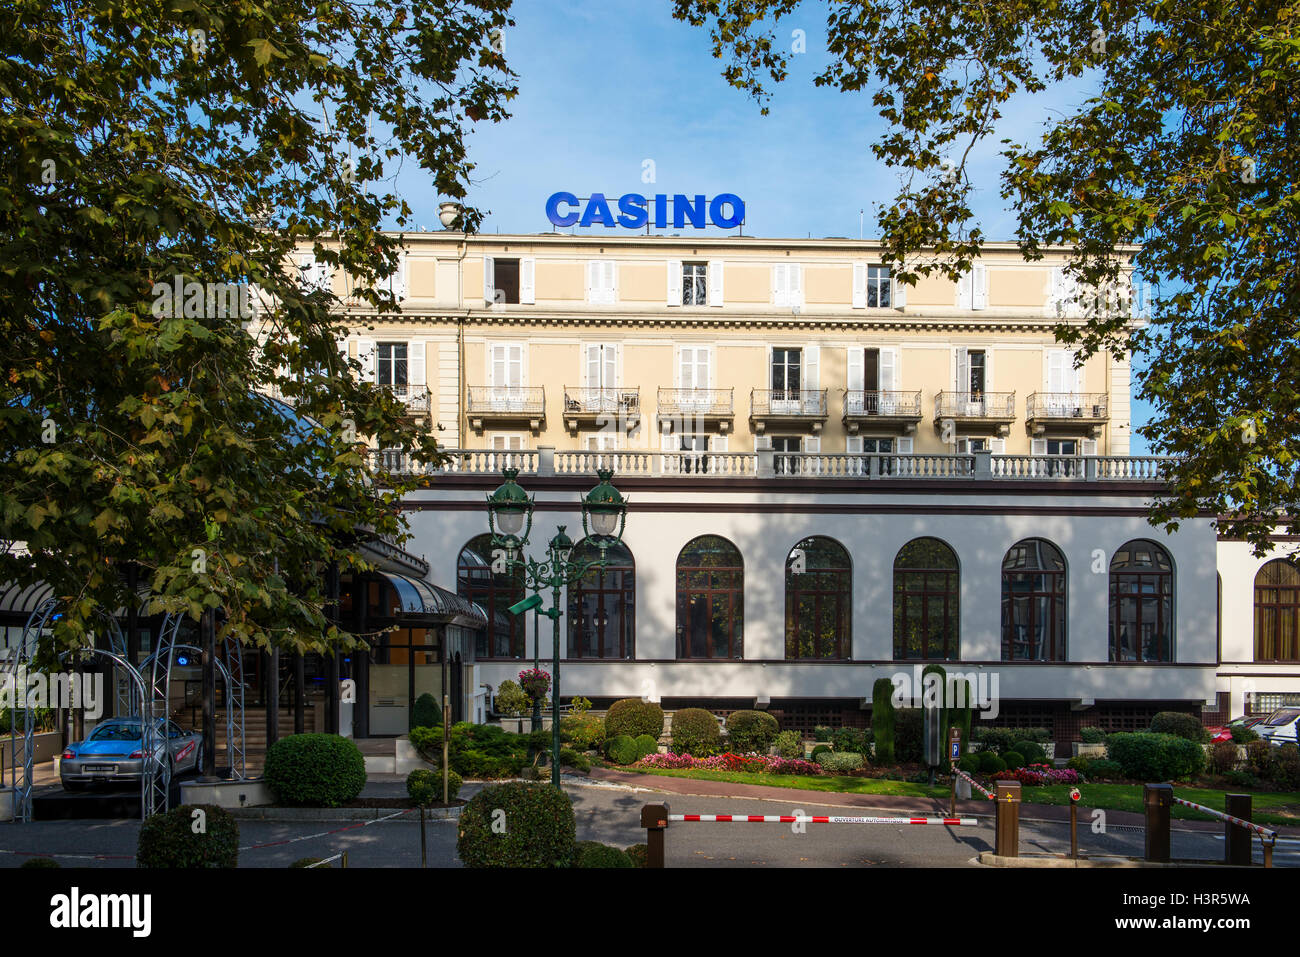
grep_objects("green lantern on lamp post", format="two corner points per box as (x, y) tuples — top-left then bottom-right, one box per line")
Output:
(487, 467), (627, 788)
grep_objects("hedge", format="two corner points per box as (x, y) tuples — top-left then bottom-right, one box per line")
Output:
(264, 734), (366, 808)
(407, 767), (462, 805)
(814, 751), (864, 773)
(725, 710), (780, 753)
(671, 708), (721, 757)
(605, 698), (664, 739)
(1148, 711), (1210, 743)
(894, 709), (923, 764)
(1013, 741), (1047, 765)
(457, 782), (576, 868)
(774, 729), (804, 759)
(1106, 732), (1205, 781)
(871, 678), (896, 764)
(559, 713), (606, 750)
(604, 734), (640, 765)
(137, 804), (238, 868)
(573, 841), (633, 868)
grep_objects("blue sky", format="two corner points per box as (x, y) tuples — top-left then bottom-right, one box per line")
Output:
(397, 0), (1154, 451)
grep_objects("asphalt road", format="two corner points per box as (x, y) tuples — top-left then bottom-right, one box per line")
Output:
(1, 779), (1296, 868)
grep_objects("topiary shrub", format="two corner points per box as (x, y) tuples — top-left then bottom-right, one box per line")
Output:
(958, 753), (981, 774)
(137, 804), (239, 868)
(1085, 758), (1125, 780)
(814, 750), (865, 773)
(494, 680), (529, 717)
(978, 751), (1006, 774)
(774, 729), (804, 759)
(1106, 732), (1205, 781)
(871, 678), (896, 764)
(624, 843), (649, 868)
(1066, 755), (1091, 772)
(725, 710), (780, 753)
(604, 734), (639, 765)
(407, 767), (462, 805)
(831, 727), (870, 757)
(1079, 726), (1106, 744)
(264, 733), (366, 807)
(813, 725), (833, 742)
(559, 713), (606, 750)
(894, 709), (923, 763)
(633, 733), (659, 760)
(412, 693), (440, 730)
(20, 857), (60, 868)
(1002, 751), (1025, 770)
(671, 708), (721, 757)
(1013, 741), (1047, 765)
(573, 840), (633, 868)
(457, 782), (576, 868)
(605, 698), (665, 739)
(1149, 711), (1209, 743)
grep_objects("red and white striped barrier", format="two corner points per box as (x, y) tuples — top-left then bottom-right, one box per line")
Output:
(951, 766), (996, 800)
(1171, 796), (1278, 842)
(669, 814), (976, 825)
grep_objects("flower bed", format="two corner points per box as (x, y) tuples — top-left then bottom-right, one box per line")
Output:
(636, 751), (822, 776)
(991, 763), (1080, 786)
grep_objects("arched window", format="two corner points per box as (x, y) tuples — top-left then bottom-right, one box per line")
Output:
(457, 534), (525, 659)
(1109, 539), (1174, 662)
(676, 535), (743, 659)
(1001, 539), (1067, 661)
(785, 536), (852, 659)
(1255, 559), (1300, 662)
(893, 537), (959, 660)
(567, 540), (635, 659)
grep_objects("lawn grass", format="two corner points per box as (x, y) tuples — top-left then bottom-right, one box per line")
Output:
(612, 765), (1300, 826)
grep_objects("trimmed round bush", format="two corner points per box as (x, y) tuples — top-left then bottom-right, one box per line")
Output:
(137, 804), (238, 868)
(1149, 711), (1209, 743)
(407, 767), (462, 805)
(604, 734), (639, 765)
(1013, 741), (1047, 765)
(605, 698), (664, 739)
(810, 744), (832, 760)
(814, 750), (864, 773)
(725, 710), (780, 753)
(457, 782), (576, 868)
(1085, 758), (1125, 780)
(264, 733), (366, 808)
(831, 727), (870, 757)
(1066, 755), (1091, 772)
(958, 753), (981, 774)
(573, 840), (633, 868)
(494, 680), (530, 716)
(979, 752), (1007, 774)
(1106, 732), (1205, 781)
(774, 729), (804, 759)
(1002, 751), (1025, 770)
(412, 693), (440, 729)
(633, 733), (659, 759)
(671, 708), (721, 757)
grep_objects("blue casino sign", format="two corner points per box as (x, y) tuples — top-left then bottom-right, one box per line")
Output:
(546, 191), (745, 229)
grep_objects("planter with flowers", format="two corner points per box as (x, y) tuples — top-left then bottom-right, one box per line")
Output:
(519, 668), (552, 731)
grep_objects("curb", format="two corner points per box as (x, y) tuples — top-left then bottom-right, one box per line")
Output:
(977, 851), (1255, 869)
(230, 805), (459, 822)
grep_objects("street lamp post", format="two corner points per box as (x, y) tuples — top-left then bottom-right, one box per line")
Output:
(487, 467), (627, 788)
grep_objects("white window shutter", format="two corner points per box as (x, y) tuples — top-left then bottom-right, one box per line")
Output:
(709, 435), (728, 452)
(847, 347), (864, 392)
(483, 256), (495, 305)
(1046, 349), (1063, 394)
(803, 346), (820, 414)
(755, 435), (773, 450)
(519, 257), (535, 304)
(880, 348), (898, 392)
(584, 343), (600, 389)
(846, 436), (863, 453)
(387, 253), (407, 302)
(1081, 438), (1098, 456)
(1072, 351), (1084, 394)
(409, 340), (426, 386)
(791, 264), (804, 307)
(989, 438), (1006, 455)
(956, 347), (970, 392)
(973, 264), (988, 310)
(892, 276), (906, 308)
(667, 260), (682, 306)
(771, 264), (783, 306)
(1031, 438), (1048, 455)
(708, 259), (724, 307)
(586, 261), (597, 303)
(956, 270), (972, 309)
(358, 338), (377, 380)
(852, 262), (867, 309)
(607, 261), (618, 303)
(896, 436), (913, 454)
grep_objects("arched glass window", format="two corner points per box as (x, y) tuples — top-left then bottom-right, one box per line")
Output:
(676, 535), (743, 659)
(457, 534), (525, 659)
(893, 537), (959, 660)
(785, 536), (852, 659)
(1109, 539), (1174, 662)
(1255, 559), (1300, 662)
(567, 540), (635, 659)
(1001, 539), (1067, 661)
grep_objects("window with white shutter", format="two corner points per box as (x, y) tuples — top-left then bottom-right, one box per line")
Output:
(482, 256), (495, 305)
(707, 259), (724, 307)
(587, 260), (617, 304)
(519, 257), (535, 304)
(852, 262), (867, 309)
(772, 263), (804, 307)
(956, 264), (988, 309)
(666, 260), (682, 306)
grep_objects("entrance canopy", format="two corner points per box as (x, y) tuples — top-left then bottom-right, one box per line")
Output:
(374, 572), (488, 629)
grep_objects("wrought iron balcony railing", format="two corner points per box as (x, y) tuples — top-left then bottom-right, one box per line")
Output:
(382, 383), (431, 414)
(1026, 392), (1109, 420)
(466, 386), (546, 416)
(750, 388), (829, 417)
(933, 391), (1017, 419)
(656, 387), (734, 417)
(843, 390), (923, 418)
(563, 387), (640, 416)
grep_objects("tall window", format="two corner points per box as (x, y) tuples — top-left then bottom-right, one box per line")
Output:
(1255, 559), (1300, 662)
(676, 535), (743, 659)
(682, 262), (707, 305)
(1109, 539), (1174, 662)
(377, 342), (408, 386)
(785, 537), (852, 659)
(893, 537), (960, 659)
(568, 540), (635, 659)
(1001, 539), (1067, 661)
(866, 266), (891, 307)
(457, 535), (525, 658)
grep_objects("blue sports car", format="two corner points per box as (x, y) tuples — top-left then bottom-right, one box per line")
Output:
(60, 716), (202, 791)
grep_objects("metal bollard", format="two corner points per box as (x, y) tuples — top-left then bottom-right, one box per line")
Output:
(1143, 783), (1173, 863)
(641, 803), (669, 869)
(1224, 793), (1252, 866)
(994, 780), (1020, 857)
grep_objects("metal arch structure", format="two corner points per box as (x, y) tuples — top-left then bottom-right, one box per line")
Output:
(222, 633), (246, 779)
(56, 648), (161, 820)
(3, 597), (55, 823)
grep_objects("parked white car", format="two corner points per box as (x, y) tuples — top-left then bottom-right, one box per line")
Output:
(1258, 707), (1300, 747)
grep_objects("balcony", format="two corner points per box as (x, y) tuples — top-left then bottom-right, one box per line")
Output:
(933, 391), (1016, 435)
(382, 383), (431, 418)
(656, 388), (735, 432)
(1026, 392), (1109, 437)
(466, 386), (546, 434)
(842, 390), (923, 434)
(750, 389), (830, 434)
(563, 386), (641, 433)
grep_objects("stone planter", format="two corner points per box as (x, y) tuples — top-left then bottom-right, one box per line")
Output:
(1072, 742), (1107, 758)
(499, 717), (526, 734)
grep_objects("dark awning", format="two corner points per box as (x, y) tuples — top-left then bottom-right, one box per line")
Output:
(373, 572), (487, 629)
